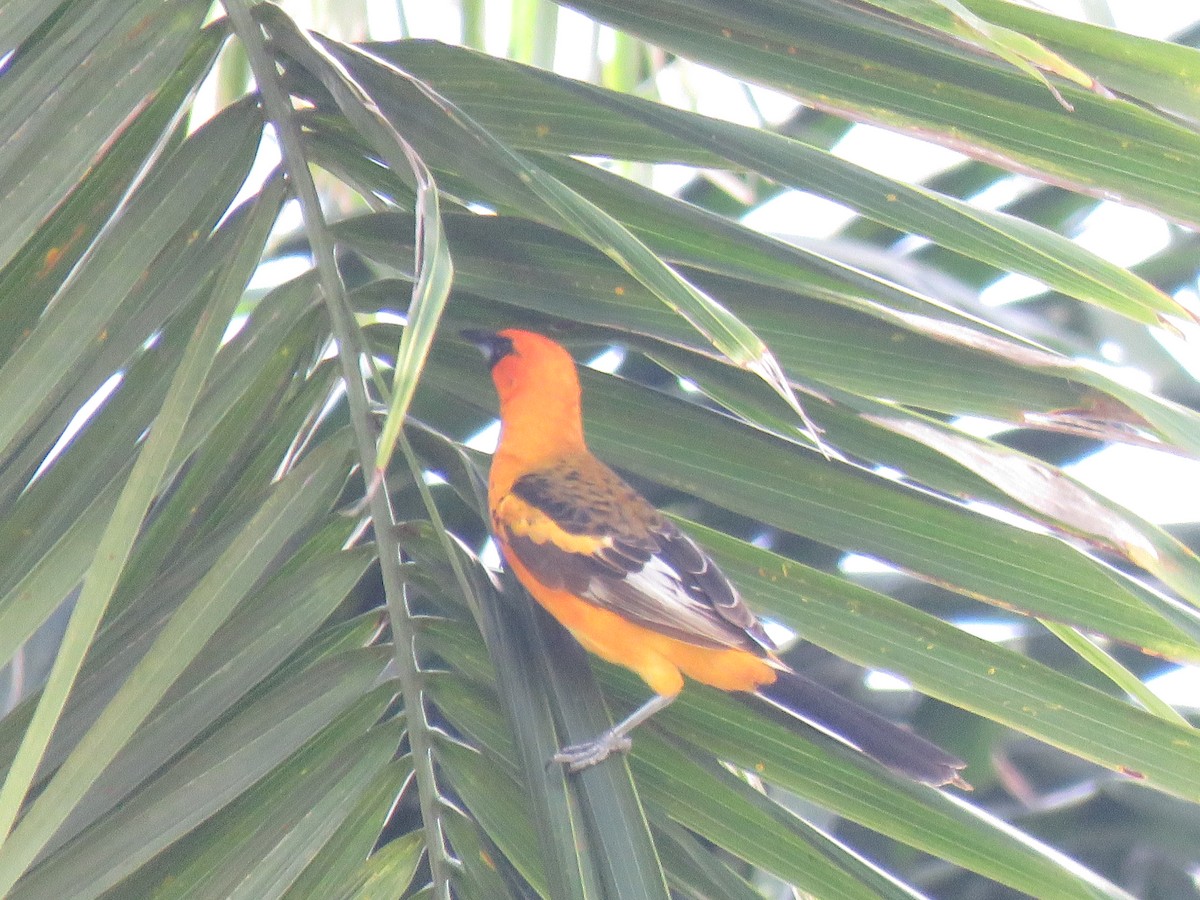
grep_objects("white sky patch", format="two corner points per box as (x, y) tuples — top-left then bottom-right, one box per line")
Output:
(1145, 665), (1200, 709)
(833, 124), (966, 183)
(651, 163), (702, 197)
(979, 272), (1049, 306)
(759, 617), (794, 643)
(373, 310), (408, 327)
(1072, 202), (1172, 268)
(587, 346), (625, 374)
(839, 554), (900, 575)
(865, 670), (912, 692)
(891, 234), (932, 255)
(749, 530), (774, 549)
(555, 8), (601, 80)
(1075, 357), (1155, 393)
(365, 0), (404, 41)
(956, 620), (1024, 643)
(223, 314), (249, 344)
(465, 419), (500, 454)
(1154, 317), (1200, 381)
(273, 196), (305, 237)
(480, 536), (502, 569)
(1066, 444), (1200, 525)
(1099, 340), (1125, 364)
(746, 84), (802, 125)
(1026, 0), (1189, 38)
(32, 372), (124, 483)
(1174, 287), (1200, 318)
(247, 254), (311, 293)
(661, 61), (777, 128)
(964, 499), (1052, 535)
(741, 190), (858, 240)
(396, 0), (462, 43)
(951, 416), (1014, 439)
(966, 174), (1038, 212)
(232, 130), (282, 210)
(1107, 0), (1199, 37)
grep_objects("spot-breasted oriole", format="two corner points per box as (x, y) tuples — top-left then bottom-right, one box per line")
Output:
(466, 328), (967, 788)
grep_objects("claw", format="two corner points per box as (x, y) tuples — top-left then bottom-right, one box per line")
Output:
(551, 693), (676, 773)
(553, 731), (633, 771)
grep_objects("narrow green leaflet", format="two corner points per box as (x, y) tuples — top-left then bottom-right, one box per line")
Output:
(420, 539), (670, 900)
(0, 265), (289, 678)
(555, 84), (1181, 325)
(10, 655), (391, 900)
(0, 433), (355, 893)
(0, 0), (212, 273)
(0, 100), (263, 465)
(653, 822), (767, 900)
(224, 724), (401, 900)
(0, 0), (63, 53)
(363, 40), (722, 165)
(634, 679), (1134, 899)
(857, 412), (1200, 609)
(342, 211), (1083, 420)
(372, 40), (1183, 324)
(0, 21), (225, 365)
(648, 343), (1200, 621)
(436, 741), (547, 897)
(0, 481), (123, 673)
(855, 0), (1101, 100)
(1041, 622), (1191, 728)
(252, 9), (455, 479)
(682, 520), (1200, 802)
(405, 477), (654, 899)
(433, 672), (885, 900)
(460, 561), (608, 900)
(431, 637), (1127, 898)
(286, 28), (817, 439)
(106, 696), (402, 900)
(323, 827), (423, 900)
(965, 0), (1200, 121)
(526, 597), (672, 900)
(634, 737), (886, 900)
(339, 206), (1200, 450)
(373, 158), (455, 478)
(40, 541), (373, 857)
(586, 370), (1200, 659)
(0, 173), (285, 859)
(440, 811), (521, 899)
(562, 0), (1200, 227)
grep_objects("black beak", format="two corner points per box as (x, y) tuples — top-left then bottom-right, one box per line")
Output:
(461, 329), (514, 369)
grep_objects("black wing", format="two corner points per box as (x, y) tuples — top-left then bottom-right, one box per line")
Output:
(497, 461), (774, 653)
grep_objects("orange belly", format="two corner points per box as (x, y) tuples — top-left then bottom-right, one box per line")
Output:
(504, 549), (777, 697)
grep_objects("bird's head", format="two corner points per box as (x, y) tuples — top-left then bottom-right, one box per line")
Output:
(462, 328), (581, 408)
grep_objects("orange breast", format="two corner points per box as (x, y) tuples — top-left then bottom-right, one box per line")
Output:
(500, 539), (777, 697)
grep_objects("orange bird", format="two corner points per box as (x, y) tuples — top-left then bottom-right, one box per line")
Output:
(466, 328), (967, 788)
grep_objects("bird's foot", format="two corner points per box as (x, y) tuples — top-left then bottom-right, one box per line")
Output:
(552, 730), (633, 772)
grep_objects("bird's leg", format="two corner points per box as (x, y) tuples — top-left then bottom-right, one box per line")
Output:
(553, 693), (677, 772)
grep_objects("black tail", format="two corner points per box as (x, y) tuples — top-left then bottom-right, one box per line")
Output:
(756, 669), (969, 789)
